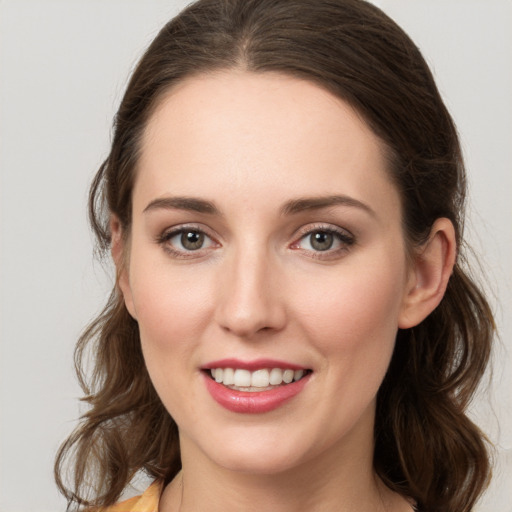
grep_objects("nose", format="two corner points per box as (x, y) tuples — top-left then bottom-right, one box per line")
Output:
(215, 246), (287, 339)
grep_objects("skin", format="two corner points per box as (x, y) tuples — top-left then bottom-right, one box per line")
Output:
(113, 70), (455, 511)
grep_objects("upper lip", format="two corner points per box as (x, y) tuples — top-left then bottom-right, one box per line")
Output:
(202, 358), (308, 371)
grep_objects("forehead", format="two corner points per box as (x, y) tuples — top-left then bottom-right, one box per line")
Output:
(135, 70), (400, 220)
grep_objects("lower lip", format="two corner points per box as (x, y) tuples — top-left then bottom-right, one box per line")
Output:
(203, 373), (311, 414)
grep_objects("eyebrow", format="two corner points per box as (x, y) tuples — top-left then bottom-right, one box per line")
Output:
(142, 194), (375, 218)
(143, 196), (220, 215)
(280, 195), (376, 217)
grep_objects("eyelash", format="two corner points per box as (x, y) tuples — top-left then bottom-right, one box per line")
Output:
(290, 224), (356, 259)
(156, 223), (355, 260)
(156, 224), (219, 259)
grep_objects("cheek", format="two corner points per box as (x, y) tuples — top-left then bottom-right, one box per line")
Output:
(128, 259), (216, 421)
(293, 251), (407, 362)
(129, 257), (215, 358)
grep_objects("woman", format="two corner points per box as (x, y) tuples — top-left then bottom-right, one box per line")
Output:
(55, 1), (494, 511)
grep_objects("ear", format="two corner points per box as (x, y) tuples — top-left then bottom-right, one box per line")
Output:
(110, 215), (137, 320)
(398, 218), (456, 329)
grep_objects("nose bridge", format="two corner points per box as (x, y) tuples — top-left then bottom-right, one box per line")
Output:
(216, 240), (285, 337)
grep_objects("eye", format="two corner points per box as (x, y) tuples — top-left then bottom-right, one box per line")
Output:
(307, 231), (336, 251)
(158, 226), (218, 257)
(176, 230), (207, 251)
(291, 226), (355, 256)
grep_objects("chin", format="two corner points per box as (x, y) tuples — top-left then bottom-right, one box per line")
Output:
(216, 450), (307, 476)
(194, 427), (317, 476)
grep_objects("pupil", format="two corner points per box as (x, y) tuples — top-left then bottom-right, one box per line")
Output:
(311, 231), (333, 251)
(181, 231), (204, 250)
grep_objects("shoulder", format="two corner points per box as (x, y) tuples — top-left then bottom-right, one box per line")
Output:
(96, 480), (164, 512)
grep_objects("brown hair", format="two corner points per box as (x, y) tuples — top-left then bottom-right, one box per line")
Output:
(55, 1), (494, 510)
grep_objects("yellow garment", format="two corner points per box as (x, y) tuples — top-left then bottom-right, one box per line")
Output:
(96, 479), (418, 511)
(99, 480), (163, 512)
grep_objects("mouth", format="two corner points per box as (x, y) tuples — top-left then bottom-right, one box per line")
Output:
(204, 367), (312, 392)
(201, 358), (313, 413)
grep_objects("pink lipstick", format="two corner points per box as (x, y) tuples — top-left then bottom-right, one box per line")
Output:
(202, 359), (311, 414)
(204, 358), (306, 372)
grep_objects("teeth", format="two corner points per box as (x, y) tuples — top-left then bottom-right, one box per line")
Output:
(269, 368), (283, 385)
(209, 367), (307, 388)
(251, 369), (269, 387)
(233, 369), (251, 387)
(223, 367), (234, 385)
(283, 369), (294, 383)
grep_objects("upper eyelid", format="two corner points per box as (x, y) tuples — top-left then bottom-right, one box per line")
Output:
(158, 223), (217, 240)
(293, 222), (354, 239)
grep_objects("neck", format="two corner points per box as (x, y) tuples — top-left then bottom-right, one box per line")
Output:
(159, 417), (409, 512)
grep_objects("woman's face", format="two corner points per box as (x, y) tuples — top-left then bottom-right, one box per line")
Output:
(120, 71), (415, 475)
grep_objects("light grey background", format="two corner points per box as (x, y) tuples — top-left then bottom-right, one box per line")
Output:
(1, 1), (510, 510)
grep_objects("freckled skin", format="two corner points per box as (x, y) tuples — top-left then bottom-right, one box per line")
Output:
(119, 71), (422, 511)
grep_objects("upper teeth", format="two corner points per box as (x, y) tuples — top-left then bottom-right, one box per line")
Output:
(210, 368), (305, 388)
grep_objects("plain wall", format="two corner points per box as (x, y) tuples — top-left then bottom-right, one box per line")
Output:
(1, 1), (510, 510)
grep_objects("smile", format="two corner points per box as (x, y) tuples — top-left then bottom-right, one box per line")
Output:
(202, 360), (312, 414)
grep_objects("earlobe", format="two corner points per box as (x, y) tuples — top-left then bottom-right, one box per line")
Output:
(110, 216), (137, 320)
(398, 218), (456, 329)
